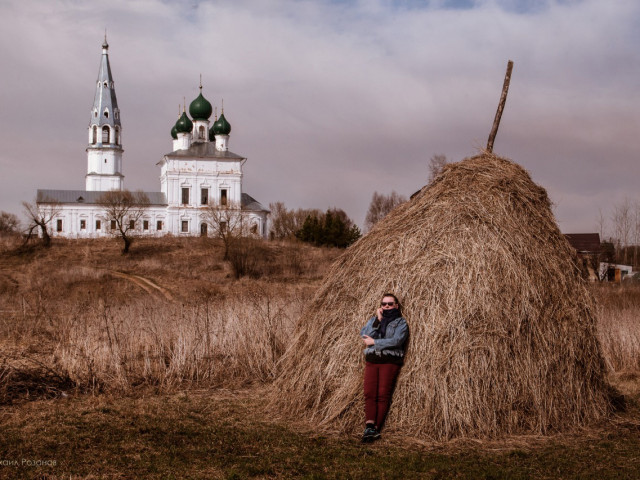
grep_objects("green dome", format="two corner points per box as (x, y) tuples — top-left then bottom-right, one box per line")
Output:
(209, 125), (216, 142)
(189, 92), (213, 120)
(212, 112), (231, 135)
(175, 111), (193, 134)
(171, 124), (178, 139)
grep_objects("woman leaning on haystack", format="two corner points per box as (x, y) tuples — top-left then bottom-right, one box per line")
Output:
(359, 293), (409, 443)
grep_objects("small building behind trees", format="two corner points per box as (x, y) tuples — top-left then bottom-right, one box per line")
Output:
(564, 233), (601, 281)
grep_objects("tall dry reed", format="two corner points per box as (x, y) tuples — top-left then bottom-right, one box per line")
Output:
(53, 286), (306, 391)
(594, 285), (640, 373)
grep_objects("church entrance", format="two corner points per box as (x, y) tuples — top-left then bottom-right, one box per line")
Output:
(200, 223), (208, 236)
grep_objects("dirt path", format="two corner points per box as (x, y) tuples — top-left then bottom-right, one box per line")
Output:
(106, 270), (174, 300)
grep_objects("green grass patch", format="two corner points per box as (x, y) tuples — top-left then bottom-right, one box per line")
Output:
(1, 390), (640, 479)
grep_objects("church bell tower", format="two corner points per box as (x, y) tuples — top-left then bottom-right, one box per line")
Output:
(85, 35), (124, 191)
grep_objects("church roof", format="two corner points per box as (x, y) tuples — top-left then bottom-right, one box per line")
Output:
(212, 112), (231, 135)
(175, 111), (193, 134)
(242, 193), (269, 213)
(189, 91), (213, 120)
(37, 189), (167, 205)
(91, 37), (121, 129)
(164, 141), (245, 159)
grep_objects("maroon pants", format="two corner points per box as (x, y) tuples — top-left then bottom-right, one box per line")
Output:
(363, 362), (402, 429)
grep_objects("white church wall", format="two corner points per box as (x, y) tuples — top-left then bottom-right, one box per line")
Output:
(50, 204), (170, 238)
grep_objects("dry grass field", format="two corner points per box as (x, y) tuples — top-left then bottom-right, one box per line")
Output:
(1, 236), (640, 479)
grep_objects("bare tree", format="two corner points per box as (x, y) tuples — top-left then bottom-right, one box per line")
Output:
(203, 201), (246, 260)
(97, 190), (150, 254)
(595, 208), (607, 241)
(22, 199), (62, 247)
(634, 200), (640, 268)
(428, 154), (449, 184)
(268, 202), (322, 240)
(268, 202), (293, 240)
(0, 211), (20, 236)
(364, 191), (407, 232)
(612, 197), (632, 264)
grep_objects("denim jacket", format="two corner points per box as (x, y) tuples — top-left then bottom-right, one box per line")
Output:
(360, 315), (409, 360)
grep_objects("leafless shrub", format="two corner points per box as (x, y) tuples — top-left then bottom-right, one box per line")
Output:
(227, 237), (274, 278)
(0, 211), (20, 235)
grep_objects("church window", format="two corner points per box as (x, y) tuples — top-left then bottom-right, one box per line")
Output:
(129, 220), (135, 230)
(102, 126), (110, 143)
(181, 187), (189, 205)
(56, 219), (62, 232)
(181, 220), (189, 233)
(201, 188), (208, 205)
(198, 126), (205, 139)
(92, 126), (97, 144)
(220, 221), (227, 233)
(94, 110), (98, 118)
(96, 220), (101, 230)
(80, 220), (86, 230)
(143, 220), (149, 230)
(157, 220), (163, 231)
(111, 220), (116, 230)
(200, 223), (207, 236)
(115, 127), (120, 145)
(104, 109), (109, 118)
(104, 158), (107, 163)
(250, 223), (258, 235)
(220, 189), (228, 206)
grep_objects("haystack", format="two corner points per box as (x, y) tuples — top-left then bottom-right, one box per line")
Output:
(271, 153), (611, 439)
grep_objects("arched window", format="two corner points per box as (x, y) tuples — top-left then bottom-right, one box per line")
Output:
(115, 127), (120, 145)
(103, 81), (108, 88)
(200, 223), (207, 236)
(102, 126), (110, 143)
(104, 109), (109, 119)
(92, 126), (97, 144)
(198, 126), (205, 139)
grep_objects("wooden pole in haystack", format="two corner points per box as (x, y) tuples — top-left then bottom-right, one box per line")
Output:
(486, 60), (514, 153)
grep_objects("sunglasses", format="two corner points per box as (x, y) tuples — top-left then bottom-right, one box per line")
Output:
(380, 302), (396, 307)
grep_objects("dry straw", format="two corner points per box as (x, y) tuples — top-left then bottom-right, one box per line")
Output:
(270, 153), (612, 440)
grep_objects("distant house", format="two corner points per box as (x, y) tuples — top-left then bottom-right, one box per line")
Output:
(564, 233), (601, 281)
(599, 263), (634, 283)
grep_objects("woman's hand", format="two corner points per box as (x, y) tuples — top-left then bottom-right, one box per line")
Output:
(362, 335), (375, 347)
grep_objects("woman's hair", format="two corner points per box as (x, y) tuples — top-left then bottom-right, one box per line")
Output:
(381, 292), (402, 315)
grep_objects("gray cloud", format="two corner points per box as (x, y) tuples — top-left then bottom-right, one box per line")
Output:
(1, 0), (638, 237)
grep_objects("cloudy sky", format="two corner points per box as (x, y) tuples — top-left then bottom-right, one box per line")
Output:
(1, 0), (638, 235)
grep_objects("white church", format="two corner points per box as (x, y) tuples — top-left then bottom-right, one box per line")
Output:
(37, 38), (269, 238)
